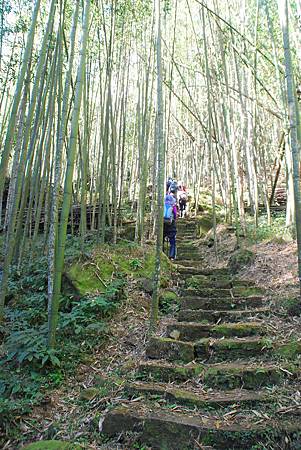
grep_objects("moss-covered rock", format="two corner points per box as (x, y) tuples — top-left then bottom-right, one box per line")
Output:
(79, 387), (100, 401)
(64, 243), (173, 297)
(197, 215), (214, 237)
(23, 441), (81, 450)
(228, 248), (255, 274)
(64, 262), (109, 297)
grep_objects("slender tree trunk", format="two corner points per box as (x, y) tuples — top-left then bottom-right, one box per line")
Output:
(278, 0), (301, 293)
(150, 0), (165, 333)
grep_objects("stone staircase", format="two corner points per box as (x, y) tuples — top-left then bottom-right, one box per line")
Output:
(102, 219), (301, 449)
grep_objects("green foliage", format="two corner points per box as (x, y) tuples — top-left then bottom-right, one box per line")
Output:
(159, 290), (179, 314)
(5, 328), (61, 367)
(129, 258), (143, 270)
(244, 212), (294, 243)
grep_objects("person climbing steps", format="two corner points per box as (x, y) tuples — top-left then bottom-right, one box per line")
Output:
(163, 192), (177, 260)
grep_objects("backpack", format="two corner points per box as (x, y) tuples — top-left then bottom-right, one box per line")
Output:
(164, 195), (175, 224)
(169, 180), (178, 193)
(164, 204), (174, 224)
(179, 191), (187, 201)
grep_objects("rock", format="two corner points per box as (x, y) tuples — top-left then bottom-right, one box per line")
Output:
(79, 387), (99, 401)
(139, 277), (154, 294)
(228, 248), (255, 274)
(169, 330), (180, 340)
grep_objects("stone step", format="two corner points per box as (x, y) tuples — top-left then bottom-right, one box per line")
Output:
(181, 288), (232, 298)
(138, 360), (300, 388)
(174, 259), (205, 267)
(147, 336), (301, 363)
(201, 362), (301, 389)
(166, 321), (265, 341)
(146, 336), (271, 363)
(146, 336), (272, 363)
(180, 295), (264, 311)
(177, 254), (202, 261)
(126, 381), (271, 408)
(102, 403), (301, 449)
(183, 286), (265, 298)
(177, 250), (201, 257)
(176, 265), (231, 276)
(146, 337), (194, 363)
(195, 337), (269, 361)
(182, 275), (254, 289)
(185, 278), (233, 289)
(176, 235), (196, 241)
(178, 307), (271, 322)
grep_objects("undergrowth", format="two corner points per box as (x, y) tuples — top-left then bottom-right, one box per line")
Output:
(0, 235), (167, 444)
(243, 212), (294, 243)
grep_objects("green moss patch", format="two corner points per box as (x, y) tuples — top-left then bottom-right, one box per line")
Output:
(23, 441), (81, 450)
(276, 341), (301, 360)
(232, 286), (265, 297)
(65, 243), (173, 296)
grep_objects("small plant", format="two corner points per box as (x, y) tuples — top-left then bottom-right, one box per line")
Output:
(129, 258), (143, 270)
(5, 327), (61, 367)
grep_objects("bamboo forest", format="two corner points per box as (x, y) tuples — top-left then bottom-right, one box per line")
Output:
(1, 0), (301, 448)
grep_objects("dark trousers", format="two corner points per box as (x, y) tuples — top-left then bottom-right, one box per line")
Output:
(163, 223), (177, 259)
(179, 199), (187, 217)
(168, 235), (176, 258)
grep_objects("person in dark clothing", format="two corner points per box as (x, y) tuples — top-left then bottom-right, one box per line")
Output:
(163, 193), (177, 260)
(178, 184), (188, 218)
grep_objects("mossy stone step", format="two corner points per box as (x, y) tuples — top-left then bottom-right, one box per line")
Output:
(177, 235), (196, 241)
(183, 275), (255, 290)
(195, 337), (268, 360)
(177, 254), (203, 261)
(23, 442), (81, 450)
(146, 336), (271, 362)
(174, 259), (206, 267)
(185, 276), (232, 289)
(182, 288), (232, 298)
(183, 286), (265, 298)
(177, 250), (201, 257)
(126, 381), (271, 408)
(138, 360), (300, 388)
(178, 307), (271, 323)
(146, 337), (194, 362)
(102, 403), (301, 449)
(138, 360), (204, 382)
(176, 241), (198, 248)
(202, 362), (301, 389)
(232, 286), (266, 297)
(176, 265), (230, 276)
(180, 295), (264, 311)
(166, 321), (265, 341)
